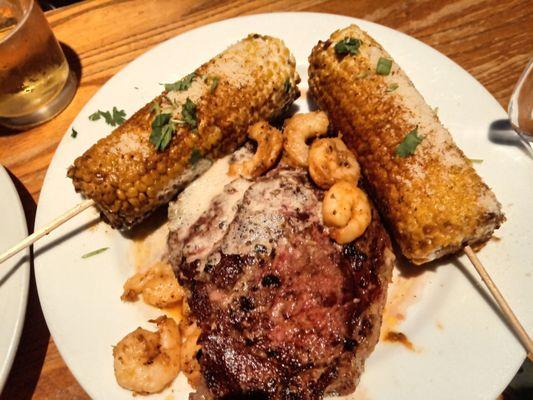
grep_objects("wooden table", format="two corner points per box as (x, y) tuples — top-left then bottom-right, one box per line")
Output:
(0, 0), (531, 398)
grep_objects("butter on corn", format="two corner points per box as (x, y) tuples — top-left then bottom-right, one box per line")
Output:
(308, 25), (504, 264)
(68, 34), (300, 229)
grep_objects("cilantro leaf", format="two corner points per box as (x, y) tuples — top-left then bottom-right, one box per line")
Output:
(88, 108), (127, 127)
(182, 98), (198, 131)
(99, 110), (113, 125)
(164, 72), (196, 91)
(88, 111), (101, 121)
(395, 127), (424, 157)
(112, 107), (126, 125)
(82, 247), (109, 259)
(210, 76), (219, 94)
(71, 128), (78, 138)
(386, 83), (399, 92)
(149, 98), (198, 151)
(189, 148), (202, 165)
(149, 113), (174, 151)
(159, 123), (174, 150)
(334, 37), (362, 56)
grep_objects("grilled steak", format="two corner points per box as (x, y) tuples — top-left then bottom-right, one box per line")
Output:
(168, 164), (394, 400)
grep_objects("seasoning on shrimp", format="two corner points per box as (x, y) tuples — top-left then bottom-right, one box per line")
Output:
(308, 137), (360, 189)
(113, 316), (181, 394)
(322, 181), (371, 244)
(283, 111), (329, 167)
(228, 121), (283, 179)
(121, 261), (184, 308)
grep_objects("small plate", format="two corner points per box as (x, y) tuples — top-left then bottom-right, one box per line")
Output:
(0, 166), (30, 392)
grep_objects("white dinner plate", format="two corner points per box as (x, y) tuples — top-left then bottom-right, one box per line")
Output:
(34, 12), (532, 400)
(0, 166), (29, 392)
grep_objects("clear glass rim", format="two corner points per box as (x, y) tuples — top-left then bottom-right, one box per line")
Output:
(0, 0), (35, 44)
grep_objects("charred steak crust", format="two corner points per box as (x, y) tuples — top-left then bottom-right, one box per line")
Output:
(169, 167), (394, 399)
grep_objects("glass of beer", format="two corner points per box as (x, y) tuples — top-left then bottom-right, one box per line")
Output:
(0, 0), (77, 129)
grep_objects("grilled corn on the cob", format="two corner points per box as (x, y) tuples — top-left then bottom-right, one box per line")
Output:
(68, 34), (300, 229)
(308, 25), (504, 264)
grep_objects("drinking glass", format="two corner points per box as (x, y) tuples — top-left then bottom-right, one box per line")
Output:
(0, 0), (77, 129)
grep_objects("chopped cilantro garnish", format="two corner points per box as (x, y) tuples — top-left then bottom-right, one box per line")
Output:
(149, 98), (198, 151)
(88, 111), (101, 121)
(386, 83), (399, 92)
(395, 127), (424, 157)
(71, 128), (78, 138)
(88, 107), (126, 126)
(334, 37), (362, 56)
(210, 76), (219, 94)
(376, 57), (393, 75)
(81, 247), (109, 259)
(189, 148), (202, 165)
(164, 72), (196, 91)
(152, 113), (171, 127)
(111, 107), (126, 125)
(182, 98), (198, 131)
(99, 110), (114, 125)
(149, 113), (174, 151)
(159, 124), (174, 150)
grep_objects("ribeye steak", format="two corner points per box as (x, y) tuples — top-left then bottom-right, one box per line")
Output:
(168, 164), (394, 399)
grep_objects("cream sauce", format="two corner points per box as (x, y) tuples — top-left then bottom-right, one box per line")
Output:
(133, 151), (248, 272)
(168, 149), (251, 233)
(168, 148), (254, 264)
(221, 168), (321, 256)
(180, 178), (251, 263)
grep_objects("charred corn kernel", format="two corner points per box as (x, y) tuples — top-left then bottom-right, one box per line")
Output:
(141, 175), (152, 186)
(126, 187), (138, 198)
(135, 181), (146, 193)
(308, 25), (504, 264)
(68, 34), (300, 229)
(110, 201), (121, 213)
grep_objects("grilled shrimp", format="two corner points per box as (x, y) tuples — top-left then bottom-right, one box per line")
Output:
(229, 121), (283, 179)
(308, 137), (360, 189)
(113, 316), (181, 394)
(122, 261), (184, 308)
(283, 111), (329, 167)
(323, 181), (371, 244)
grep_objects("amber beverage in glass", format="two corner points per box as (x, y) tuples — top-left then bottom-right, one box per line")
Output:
(0, 0), (76, 129)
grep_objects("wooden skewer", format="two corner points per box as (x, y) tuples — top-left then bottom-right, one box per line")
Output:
(0, 199), (95, 264)
(464, 245), (533, 362)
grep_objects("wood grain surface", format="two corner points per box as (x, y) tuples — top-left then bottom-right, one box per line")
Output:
(0, 0), (531, 398)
